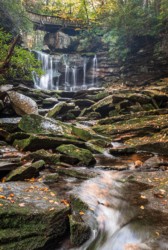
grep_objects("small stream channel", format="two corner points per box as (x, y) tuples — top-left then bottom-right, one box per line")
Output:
(47, 152), (168, 250)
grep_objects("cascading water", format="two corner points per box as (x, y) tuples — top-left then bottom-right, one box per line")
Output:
(33, 51), (99, 91)
(72, 66), (77, 88)
(83, 57), (88, 88)
(33, 51), (56, 90)
(92, 55), (98, 86)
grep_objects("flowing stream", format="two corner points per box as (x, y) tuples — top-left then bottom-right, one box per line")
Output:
(54, 153), (168, 250)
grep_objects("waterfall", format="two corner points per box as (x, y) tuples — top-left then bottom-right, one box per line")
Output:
(33, 51), (99, 91)
(72, 66), (77, 89)
(83, 57), (87, 88)
(65, 64), (70, 86)
(92, 55), (98, 86)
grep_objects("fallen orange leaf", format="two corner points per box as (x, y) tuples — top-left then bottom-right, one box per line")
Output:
(61, 199), (70, 207)
(0, 195), (6, 199)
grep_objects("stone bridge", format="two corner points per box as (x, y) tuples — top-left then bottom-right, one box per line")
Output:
(27, 11), (88, 33)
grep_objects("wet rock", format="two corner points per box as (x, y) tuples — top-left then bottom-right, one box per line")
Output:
(86, 91), (108, 101)
(86, 141), (105, 154)
(7, 91), (38, 116)
(46, 102), (66, 118)
(0, 100), (4, 111)
(142, 104), (154, 111)
(88, 139), (109, 148)
(0, 182), (69, 250)
(69, 214), (91, 246)
(137, 141), (168, 155)
(70, 194), (89, 213)
(0, 161), (21, 171)
(0, 118), (20, 133)
(71, 126), (92, 141)
(42, 97), (58, 106)
(18, 114), (71, 135)
(14, 135), (85, 151)
(6, 160), (45, 181)
(75, 99), (95, 108)
(43, 173), (59, 182)
(90, 95), (113, 116)
(109, 147), (136, 156)
(47, 102), (75, 119)
(87, 111), (101, 120)
(142, 156), (162, 169)
(69, 193), (92, 247)
(56, 167), (95, 179)
(7, 132), (30, 143)
(127, 93), (152, 104)
(61, 111), (76, 121)
(24, 149), (60, 165)
(0, 129), (10, 141)
(0, 84), (13, 95)
(56, 144), (96, 166)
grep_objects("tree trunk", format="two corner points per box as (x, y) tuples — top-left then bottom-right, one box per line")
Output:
(0, 35), (20, 74)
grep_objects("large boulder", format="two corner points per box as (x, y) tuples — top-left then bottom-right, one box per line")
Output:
(44, 31), (78, 51)
(24, 149), (60, 165)
(56, 144), (96, 166)
(13, 135), (85, 151)
(18, 114), (71, 135)
(0, 182), (69, 250)
(7, 91), (38, 116)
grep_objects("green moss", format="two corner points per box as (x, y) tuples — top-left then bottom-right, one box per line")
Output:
(7, 132), (30, 143)
(71, 126), (92, 141)
(13, 135), (85, 151)
(70, 195), (88, 213)
(69, 215), (91, 246)
(26, 149), (60, 164)
(56, 144), (96, 166)
(47, 102), (66, 118)
(56, 168), (95, 179)
(6, 160), (45, 181)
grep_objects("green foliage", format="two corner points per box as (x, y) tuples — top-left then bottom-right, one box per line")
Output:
(0, 0), (32, 34)
(0, 29), (42, 83)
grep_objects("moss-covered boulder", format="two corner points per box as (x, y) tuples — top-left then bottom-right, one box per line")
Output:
(85, 141), (105, 154)
(56, 144), (96, 166)
(56, 167), (96, 179)
(69, 214), (91, 246)
(44, 173), (59, 182)
(69, 194), (92, 246)
(0, 182), (69, 250)
(14, 135), (85, 151)
(90, 95), (113, 116)
(6, 160), (45, 181)
(75, 99), (95, 108)
(23, 149), (60, 165)
(47, 102), (75, 119)
(71, 126), (92, 141)
(18, 114), (71, 135)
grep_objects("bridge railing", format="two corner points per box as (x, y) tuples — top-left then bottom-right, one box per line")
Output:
(27, 11), (86, 28)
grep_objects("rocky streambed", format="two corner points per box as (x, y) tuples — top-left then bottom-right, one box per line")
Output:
(0, 79), (168, 249)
